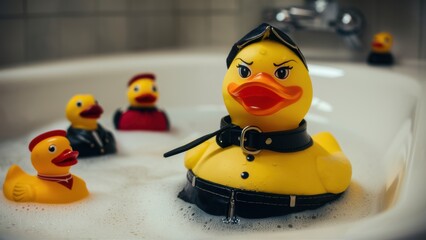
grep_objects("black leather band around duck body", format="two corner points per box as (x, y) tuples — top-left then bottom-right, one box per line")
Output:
(216, 115), (313, 153)
(179, 170), (344, 218)
(127, 106), (158, 112)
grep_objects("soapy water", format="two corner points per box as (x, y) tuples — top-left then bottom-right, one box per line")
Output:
(0, 107), (381, 239)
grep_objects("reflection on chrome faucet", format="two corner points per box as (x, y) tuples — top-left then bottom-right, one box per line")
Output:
(263, 0), (363, 49)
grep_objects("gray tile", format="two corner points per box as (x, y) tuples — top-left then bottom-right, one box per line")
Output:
(144, 14), (176, 48)
(59, 0), (98, 14)
(27, 0), (60, 14)
(271, 0), (303, 8)
(293, 31), (342, 50)
(99, 16), (127, 52)
(211, 0), (238, 11)
(177, 0), (210, 11)
(0, 19), (25, 67)
(0, 0), (24, 16)
(98, 0), (127, 12)
(127, 15), (150, 50)
(150, 15), (177, 48)
(237, 0), (267, 36)
(177, 15), (210, 46)
(26, 18), (61, 61)
(128, 0), (175, 12)
(59, 17), (99, 58)
(128, 13), (176, 50)
(211, 14), (238, 46)
(28, 0), (97, 14)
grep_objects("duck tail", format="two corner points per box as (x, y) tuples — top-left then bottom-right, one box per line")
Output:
(3, 165), (26, 199)
(312, 132), (342, 153)
(4, 164), (25, 182)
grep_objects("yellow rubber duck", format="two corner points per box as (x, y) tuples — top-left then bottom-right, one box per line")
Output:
(127, 73), (159, 108)
(3, 130), (89, 203)
(367, 32), (394, 65)
(66, 94), (116, 157)
(371, 32), (393, 54)
(114, 73), (170, 131)
(165, 23), (352, 220)
(66, 94), (104, 131)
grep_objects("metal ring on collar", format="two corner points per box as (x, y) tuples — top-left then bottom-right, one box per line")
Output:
(240, 126), (262, 155)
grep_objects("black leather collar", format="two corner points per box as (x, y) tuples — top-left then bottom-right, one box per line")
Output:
(164, 115), (312, 157)
(128, 106), (158, 112)
(216, 116), (313, 153)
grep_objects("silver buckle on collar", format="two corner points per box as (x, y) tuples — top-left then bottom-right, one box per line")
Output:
(240, 126), (262, 155)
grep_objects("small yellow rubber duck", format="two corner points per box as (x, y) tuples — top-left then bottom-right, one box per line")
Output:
(367, 32), (394, 65)
(114, 73), (170, 131)
(165, 23), (352, 221)
(3, 130), (89, 203)
(66, 94), (116, 157)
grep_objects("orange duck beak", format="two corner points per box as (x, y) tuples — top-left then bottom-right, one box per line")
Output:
(135, 93), (157, 104)
(79, 104), (103, 119)
(228, 72), (302, 116)
(51, 149), (79, 167)
(372, 41), (384, 49)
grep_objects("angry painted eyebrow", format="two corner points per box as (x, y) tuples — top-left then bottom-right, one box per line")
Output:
(235, 58), (253, 65)
(273, 60), (296, 67)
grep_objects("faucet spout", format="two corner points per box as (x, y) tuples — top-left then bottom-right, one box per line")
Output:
(263, 0), (364, 49)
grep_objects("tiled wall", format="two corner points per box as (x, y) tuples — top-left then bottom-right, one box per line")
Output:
(0, 0), (425, 68)
(0, 0), (179, 68)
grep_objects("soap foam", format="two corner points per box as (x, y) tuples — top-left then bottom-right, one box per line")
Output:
(0, 108), (383, 239)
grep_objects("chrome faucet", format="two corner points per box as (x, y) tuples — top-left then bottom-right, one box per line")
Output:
(263, 0), (363, 49)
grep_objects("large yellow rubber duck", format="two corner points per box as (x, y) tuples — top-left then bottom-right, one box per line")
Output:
(66, 94), (116, 157)
(165, 23), (352, 221)
(3, 130), (89, 203)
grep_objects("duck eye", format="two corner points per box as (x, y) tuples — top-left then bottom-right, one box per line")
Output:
(274, 66), (292, 80)
(237, 64), (251, 78)
(76, 101), (82, 107)
(48, 144), (56, 153)
(152, 86), (157, 92)
(134, 85), (140, 92)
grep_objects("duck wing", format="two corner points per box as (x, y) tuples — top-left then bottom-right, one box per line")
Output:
(12, 183), (35, 202)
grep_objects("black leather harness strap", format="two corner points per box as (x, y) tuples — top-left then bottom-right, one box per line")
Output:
(216, 115), (313, 153)
(164, 115), (313, 157)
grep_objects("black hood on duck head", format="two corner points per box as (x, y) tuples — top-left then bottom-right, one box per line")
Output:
(226, 23), (308, 70)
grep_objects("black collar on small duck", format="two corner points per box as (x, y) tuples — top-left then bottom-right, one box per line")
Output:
(163, 115), (312, 157)
(128, 106), (158, 112)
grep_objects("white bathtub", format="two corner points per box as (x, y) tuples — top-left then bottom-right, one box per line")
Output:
(0, 49), (425, 239)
